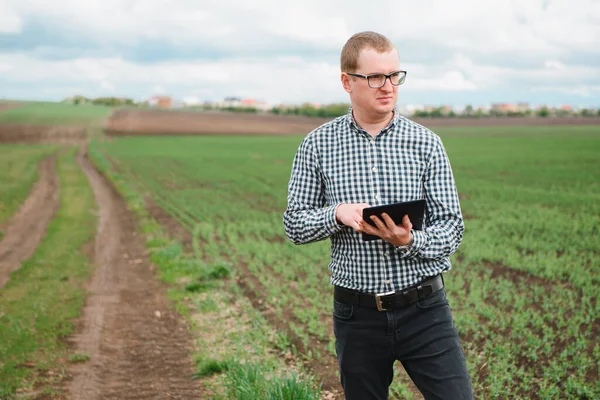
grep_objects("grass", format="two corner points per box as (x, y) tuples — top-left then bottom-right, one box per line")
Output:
(0, 145), (60, 225)
(92, 124), (600, 398)
(0, 147), (97, 398)
(90, 141), (322, 398)
(224, 361), (320, 400)
(0, 101), (112, 126)
(69, 353), (90, 364)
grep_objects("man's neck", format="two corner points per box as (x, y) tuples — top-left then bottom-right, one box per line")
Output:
(352, 109), (395, 137)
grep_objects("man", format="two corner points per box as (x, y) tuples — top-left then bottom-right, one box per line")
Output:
(283, 31), (473, 399)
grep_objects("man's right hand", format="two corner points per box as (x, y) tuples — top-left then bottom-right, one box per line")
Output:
(335, 203), (371, 232)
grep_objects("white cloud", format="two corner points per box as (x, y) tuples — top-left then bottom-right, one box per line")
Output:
(0, 53), (342, 103)
(0, 3), (22, 33)
(535, 85), (600, 97)
(3, 50), (596, 104)
(545, 60), (565, 70)
(1, 0), (599, 105)
(5, 0), (597, 57)
(406, 70), (478, 91)
(100, 80), (114, 91)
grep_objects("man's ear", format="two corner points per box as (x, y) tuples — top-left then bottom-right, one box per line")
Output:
(341, 73), (352, 93)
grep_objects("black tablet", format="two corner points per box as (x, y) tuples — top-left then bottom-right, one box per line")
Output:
(361, 199), (426, 241)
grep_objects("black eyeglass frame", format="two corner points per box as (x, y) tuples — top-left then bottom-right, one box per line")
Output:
(346, 70), (408, 88)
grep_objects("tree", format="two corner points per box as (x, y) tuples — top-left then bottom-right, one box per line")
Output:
(537, 107), (550, 117)
(464, 104), (474, 117)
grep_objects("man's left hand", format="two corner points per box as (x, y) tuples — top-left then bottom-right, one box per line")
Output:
(359, 213), (412, 246)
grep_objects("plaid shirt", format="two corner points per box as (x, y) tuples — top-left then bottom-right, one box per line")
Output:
(283, 108), (464, 293)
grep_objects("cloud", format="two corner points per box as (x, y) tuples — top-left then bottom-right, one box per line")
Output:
(534, 85), (600, 98)
(0, 0), (598, 105)
(5, 0), (597, 62)
(0, 53), (342, 103)
(0, 3), (22, 33)
(545, 60), (565, 70)
(406, 70), (478, 91)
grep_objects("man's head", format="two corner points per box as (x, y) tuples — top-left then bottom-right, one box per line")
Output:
(340, 31), (404, 120)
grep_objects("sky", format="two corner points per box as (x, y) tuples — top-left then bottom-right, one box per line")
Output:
(1, 0), (599, 108)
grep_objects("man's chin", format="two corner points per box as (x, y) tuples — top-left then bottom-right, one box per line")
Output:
(374, 105), (395, 115)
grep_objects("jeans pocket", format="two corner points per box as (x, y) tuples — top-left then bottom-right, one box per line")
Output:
(416, 287), (448, 309)
(333, 300), (354, 320)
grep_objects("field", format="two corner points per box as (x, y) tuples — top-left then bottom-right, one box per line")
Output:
(0, 102), (598, 399)
(90, 125), (600, 398)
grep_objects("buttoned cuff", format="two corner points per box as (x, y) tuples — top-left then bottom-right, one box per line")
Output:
(395, 229), (427, 258)
(328, 203), (345, 233)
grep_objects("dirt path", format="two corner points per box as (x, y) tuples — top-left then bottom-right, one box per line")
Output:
(68, 148), (203, 399)
(0, 154), (60, 288)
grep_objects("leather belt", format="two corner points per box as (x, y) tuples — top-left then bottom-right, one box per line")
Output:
(334, 274), (444, 311)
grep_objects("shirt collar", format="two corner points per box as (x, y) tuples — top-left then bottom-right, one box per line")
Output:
(345, 106), (400, 136)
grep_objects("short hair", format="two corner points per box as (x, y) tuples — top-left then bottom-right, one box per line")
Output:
(340, 31), (395, 73)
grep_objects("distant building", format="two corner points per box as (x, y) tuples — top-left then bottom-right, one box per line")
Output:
(491, 103), (519, 113)
(148, 96), (172, 109)
(440, 105), (453, 115)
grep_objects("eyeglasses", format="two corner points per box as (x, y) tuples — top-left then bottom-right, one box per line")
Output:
(346, 70), (407, 89)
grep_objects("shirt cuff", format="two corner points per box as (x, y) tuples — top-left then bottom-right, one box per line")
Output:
(395, 229), (427, 258)
(327, 203), (345, 233)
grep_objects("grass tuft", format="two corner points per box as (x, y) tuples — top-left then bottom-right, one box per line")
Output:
(225, 361), (321, 400)
(69, 353), (90, 363)
(192, 358), (231, 378)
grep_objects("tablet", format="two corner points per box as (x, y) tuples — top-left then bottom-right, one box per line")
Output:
(361, 199), (426, 241)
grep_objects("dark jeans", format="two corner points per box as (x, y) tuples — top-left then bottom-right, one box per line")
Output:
(333, 287), (473, 400)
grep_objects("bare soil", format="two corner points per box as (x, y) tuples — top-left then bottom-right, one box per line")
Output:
(67, 148), (204, 399)
(0, 124), (87, 144)
(105, 109), (332, 136)
(0, 102), (21, 112)
(104, 108), (600, 137)
(0, 154), (60, 288)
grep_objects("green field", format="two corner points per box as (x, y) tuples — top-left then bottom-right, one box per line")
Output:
(0, 145), (60, 226)
(91, 125), (600, 398)
(0, 102), (112, 126)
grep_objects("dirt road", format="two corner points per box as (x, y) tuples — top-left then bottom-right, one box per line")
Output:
(68, 148), (203, 399)
(0, 155), (60, 288)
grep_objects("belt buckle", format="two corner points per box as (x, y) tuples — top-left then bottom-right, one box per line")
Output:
(375, 290), (395, 311)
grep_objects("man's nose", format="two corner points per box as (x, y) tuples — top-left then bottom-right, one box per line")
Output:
(380, 77), (394, 92)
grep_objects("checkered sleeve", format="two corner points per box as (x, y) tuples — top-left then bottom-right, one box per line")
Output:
(398, 136), (464, 260)
(283, 135), (343, 245)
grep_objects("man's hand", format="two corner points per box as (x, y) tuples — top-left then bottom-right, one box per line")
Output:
(335, 203), (371, 231)
(360, 213), (413, 246)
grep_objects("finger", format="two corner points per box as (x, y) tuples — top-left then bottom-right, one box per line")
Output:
(350, 220), (362, 232)
(402, 214), (413, 230)
(369, 215), (387, 230)
(380, 213), (397, 228)
(359, 220), (377, 234)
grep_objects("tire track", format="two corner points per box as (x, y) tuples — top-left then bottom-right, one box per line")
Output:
(0, 154), (60, 289)
(68, 147), (203, 399)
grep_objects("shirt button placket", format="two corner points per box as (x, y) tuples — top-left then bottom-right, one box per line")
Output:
(370, 138), (380, 205)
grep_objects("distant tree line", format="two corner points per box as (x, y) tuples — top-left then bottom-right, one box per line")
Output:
(63, 95), (600, 119)
(65, 95), (136, 107)
(271, 103), (350, 118)
(412, 105), (600, 119)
